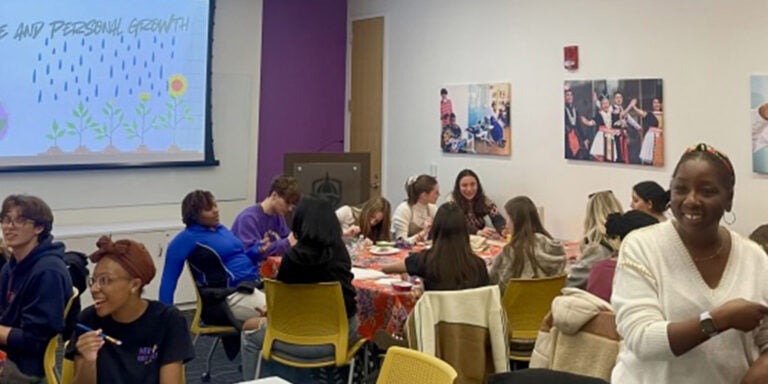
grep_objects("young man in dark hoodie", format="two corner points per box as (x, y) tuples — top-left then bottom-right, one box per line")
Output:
(0, 195), (73, 382)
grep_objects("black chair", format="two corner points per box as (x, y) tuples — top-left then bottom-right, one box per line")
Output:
(186, 244), (244, 382)
(487, 369), (609, 384)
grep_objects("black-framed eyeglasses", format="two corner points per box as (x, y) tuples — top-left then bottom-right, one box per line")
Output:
(0, 216), (34, 228)
(588, 190), (614, 199)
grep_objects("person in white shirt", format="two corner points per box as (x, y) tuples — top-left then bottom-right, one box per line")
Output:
(335, 197), (391, 243)
(611, 143), (768, 384)
(391, 175), (439, 243)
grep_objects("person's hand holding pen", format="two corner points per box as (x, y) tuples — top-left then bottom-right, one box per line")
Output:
(76, 324), (122, 362)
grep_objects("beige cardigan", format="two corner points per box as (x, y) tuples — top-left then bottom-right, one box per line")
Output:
(407, 286), (508, 384)
(530, 288), (619, 382)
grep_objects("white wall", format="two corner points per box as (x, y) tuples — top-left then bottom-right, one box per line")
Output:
(2, 0), (262, 231)
(349, 0), (768, 240)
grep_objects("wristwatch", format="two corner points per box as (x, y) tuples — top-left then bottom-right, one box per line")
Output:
(699, 311), (719, 338)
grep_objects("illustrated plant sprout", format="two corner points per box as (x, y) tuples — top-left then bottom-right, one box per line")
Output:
(126, 93), (157, 148)
(94, 100), (126, 149)
(46, 120), (66, 147)
(67, 102), (98, 149)
(158, 74), (193, 148)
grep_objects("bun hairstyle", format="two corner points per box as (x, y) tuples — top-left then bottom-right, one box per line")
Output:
(633, 181), (670, 214)
(605, 210), (659, 241)
(90, 236), (156, 287)
(405, 175), (438, 206)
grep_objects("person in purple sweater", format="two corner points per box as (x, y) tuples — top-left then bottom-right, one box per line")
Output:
(159, 190), (268, 321)
(232, 175), (301, 256)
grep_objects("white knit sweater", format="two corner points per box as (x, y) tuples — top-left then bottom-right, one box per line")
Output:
(611, 221), (768, 383)
(391, 201), (437, 242)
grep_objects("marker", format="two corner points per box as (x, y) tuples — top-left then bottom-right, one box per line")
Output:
(76, 324), (123, 346)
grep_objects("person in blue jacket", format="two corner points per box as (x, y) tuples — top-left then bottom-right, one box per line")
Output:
(0, 194), (73, 382)
(158, 190), (268, 321)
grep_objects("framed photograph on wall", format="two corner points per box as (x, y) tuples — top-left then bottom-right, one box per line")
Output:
(440, 83), (511, 156)
(750, 75), (768, 174)
(564, 78), (664, 166)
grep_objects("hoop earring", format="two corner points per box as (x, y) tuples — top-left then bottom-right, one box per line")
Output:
(723, 211), (736, 225)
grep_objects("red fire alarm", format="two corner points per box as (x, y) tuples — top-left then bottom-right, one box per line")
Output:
(564, 45), (579, 70)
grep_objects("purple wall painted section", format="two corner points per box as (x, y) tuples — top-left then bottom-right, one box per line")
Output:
(256, 0), (347, 200)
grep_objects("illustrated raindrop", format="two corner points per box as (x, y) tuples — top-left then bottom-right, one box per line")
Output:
(114, 49), (118, 58)
(79, 55), (83, 66)
(38, 90), (42, 102)
(138, 77), (142, 86)
(109, 66), (113, 78)
(78, 88), (82, 96)
(114, 85), (119, 97)
(87, 69), (92, 84)
(70, 64), (75, 72)
(54, 93), (58, 101)
(95, 84), (99, 97)
(49, 78), (53, 85)
(100, 53), (104, 63)
(38, 53), (42, 61)
(44, 38), (49, 46)
(143, 60), (147, 68)
(137, 39), (141, 49)
(45, 64), (50, 75)
(52, 47), (56, 54)
(151, 52), (155, 62)
(85, 96), (89, 102)
(58, 60), (62, 70)
(171, 51), (175, 59)
(32, 70), (36, 83)
(64, 82), (68, 91)
(122, 60), (125, 70)
(133, 56), (136, 66)
(75, 76), (79, 84)
(172, 36), (176, 46)
(63, 41), (67, 52)
(127, 44), (131, 52)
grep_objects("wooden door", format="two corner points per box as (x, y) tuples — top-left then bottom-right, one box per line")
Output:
(350, 17), (384, 198)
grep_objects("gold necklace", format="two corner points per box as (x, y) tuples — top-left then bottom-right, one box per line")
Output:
(691, 231), (725, 262)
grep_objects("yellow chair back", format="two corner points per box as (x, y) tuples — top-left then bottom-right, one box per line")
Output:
(262, 279), (352, 367)
(502, 274), (566, 341)
(376, 346), (457, 384)
(45, 287), (79, 384)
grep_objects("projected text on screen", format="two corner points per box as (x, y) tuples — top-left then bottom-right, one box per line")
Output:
(0, 0), (212, 169)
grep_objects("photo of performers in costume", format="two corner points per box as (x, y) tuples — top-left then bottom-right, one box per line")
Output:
(440, 83), (511, 156)
(750, 75), (768, 174)
(564, 79), (664, 167)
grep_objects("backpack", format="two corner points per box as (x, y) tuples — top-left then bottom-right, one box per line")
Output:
(63, 251), (89, 338)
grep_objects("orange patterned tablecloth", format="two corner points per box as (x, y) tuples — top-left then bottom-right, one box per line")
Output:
(260, 245), (503, 340)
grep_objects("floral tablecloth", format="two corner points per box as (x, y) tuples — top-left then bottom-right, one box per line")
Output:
(260, 244), (503, 340)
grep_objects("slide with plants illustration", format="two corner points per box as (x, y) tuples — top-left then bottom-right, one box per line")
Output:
(0, 0), (212, 168)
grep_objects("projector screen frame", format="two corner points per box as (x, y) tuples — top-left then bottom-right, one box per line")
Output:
(0, 0), (220, 173)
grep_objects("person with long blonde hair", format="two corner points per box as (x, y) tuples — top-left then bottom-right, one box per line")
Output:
(568, 190), (624, 288)
(336, 197), (392, 242)
(489, 196), (565, 293)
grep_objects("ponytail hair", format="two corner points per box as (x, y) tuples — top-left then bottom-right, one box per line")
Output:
(405, 175), (438, 206)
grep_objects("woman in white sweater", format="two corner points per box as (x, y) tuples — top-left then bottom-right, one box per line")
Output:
(391, 175), (439, 243)
(335, 197), (391, 242)
(611, 143), (768, 384)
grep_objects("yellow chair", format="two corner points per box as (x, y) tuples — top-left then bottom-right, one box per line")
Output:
(502, 274), (567, 362)
(44, 287), (79, 384)
(187, 265), (239, 383)
(376, 346), (457, 384)
(255, 279), (367, 384)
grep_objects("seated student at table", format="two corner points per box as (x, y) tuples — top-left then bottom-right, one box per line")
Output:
(392, 175), (439, 243)
(382, 202), (489, 291)
(0, 195), (73, 382)
(630, 180), (669, 222)
(586, 210), (658, 302)
(567, 190), (623, 289)
(336, 196), (392, 242)
(489, 196), (565, 293)
(67, 236), (194, 384)
(447, 169), (506, 237)
(233, 175), (301, 255)
(241, 196), (357, 381)
(159, 190), (267, 321)
(611, 144), (768, 384)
